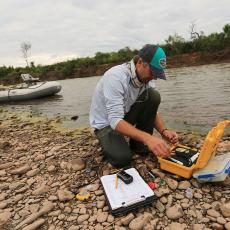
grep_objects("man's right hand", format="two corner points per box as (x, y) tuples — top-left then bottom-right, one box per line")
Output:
(115, 120), (172, 158)
(145, 136), (171, 158)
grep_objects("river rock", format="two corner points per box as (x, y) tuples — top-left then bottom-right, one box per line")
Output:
(154, 187), (171, 197)
(47, 165), (56, 172)
(29, 204), (40, 214)
(156, 200), (165, 212)
(0, 201), (8, 209)
(217, 216), (227, 225)
(0, 193), (7, 201)
(70, 158), (86, 171)
(96, 212), (108, 223)
(191, 224), (205, 230)
(10, 165), (31, 175)
(220, 202), (230, 217)
(0, 211), (11, 227)
(129, 213), (151, 230)
(166, 178), (178, 190)
(0, 162), (13, 170)
(207, 209), (221, 218)
(211, 223), (224, 230)
(39, 201), (54, 214)
(77, 214), (89, 224)
(225, 222), (230, 230)
(194, 192), (203, 199)
(22, 218), (45, 230)
(97, 201), (105, 209)
(169, 222), (187, 230)
(166, 204), (184, 220)
(33, 183), (50, 195)
(57, 189), (74, 201)
(85, 183), (100, 192)
(107, 214), (114, 223)
(178, 181), (191, 190)
(121, 213), (135, 226)
(26, 169), (40, 177)
(0, 169), (6, 176)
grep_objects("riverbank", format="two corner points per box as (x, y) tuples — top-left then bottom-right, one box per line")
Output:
(0, 110), (230, 229)
(0, 48), (230, 86)
(23, 48), (230, 82)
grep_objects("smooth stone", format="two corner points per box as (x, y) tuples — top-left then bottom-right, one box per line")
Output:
(220, 202), (230, 217)
(169, 222), (187, 230)
(207, 209), (221, 218)
(57, 189), (74, 201)
(178, 181), (191, 190)
(10, 165), (31, 175)
(96, 212), (108, 223)
(225, 222), (230, 230)
(121, 213), (135, 226)
(77, 214), (89, 224)
(166, 204), (184, 220)
(129, 213), (152, 230)
(166, 178), (178, 190)
(0, 211), (11, 227)
(70, 158), (86, 171)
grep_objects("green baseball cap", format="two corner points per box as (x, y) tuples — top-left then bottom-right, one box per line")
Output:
(138, 44), (167, 80)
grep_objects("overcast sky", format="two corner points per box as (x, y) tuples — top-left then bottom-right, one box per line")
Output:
(0, 0), (229, 67)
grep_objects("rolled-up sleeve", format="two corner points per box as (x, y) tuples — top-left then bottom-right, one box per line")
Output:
(103, 74), (126, 129)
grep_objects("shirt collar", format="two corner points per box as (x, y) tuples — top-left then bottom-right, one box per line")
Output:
(129, 59), (144, 88)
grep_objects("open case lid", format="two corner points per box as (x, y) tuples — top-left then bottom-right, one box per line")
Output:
(195, 120), (230, 170)
(193, 152), (230, 179)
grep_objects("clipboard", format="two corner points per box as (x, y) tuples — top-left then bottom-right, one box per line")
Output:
(100, 168), (156, 216)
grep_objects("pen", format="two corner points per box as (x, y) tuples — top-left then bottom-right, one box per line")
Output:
(147, 170), (156, 179)
(115, 175), (118, 189)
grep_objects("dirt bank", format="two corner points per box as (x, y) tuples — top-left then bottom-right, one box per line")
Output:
(41, 48), (230, 82)
(0, 110), (230, 229)
(1, 49), (230, 85)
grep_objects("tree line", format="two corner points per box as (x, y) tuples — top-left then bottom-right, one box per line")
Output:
(0, 24), (229, 80)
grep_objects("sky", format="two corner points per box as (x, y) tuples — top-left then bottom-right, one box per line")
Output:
(0, 0), (229, 67)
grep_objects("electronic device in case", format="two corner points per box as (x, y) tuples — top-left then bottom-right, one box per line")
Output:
(117, 170), (133, 184)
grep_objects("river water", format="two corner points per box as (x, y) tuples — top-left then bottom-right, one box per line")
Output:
(2, 62), (230, 134)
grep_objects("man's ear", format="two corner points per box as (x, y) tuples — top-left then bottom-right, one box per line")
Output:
(137, 58), (143, 64)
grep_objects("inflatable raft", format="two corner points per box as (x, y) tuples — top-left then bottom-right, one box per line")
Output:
(0, 74), (62, 103)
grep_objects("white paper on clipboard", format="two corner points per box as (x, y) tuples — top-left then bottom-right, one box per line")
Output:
(100, 168), (154, 210)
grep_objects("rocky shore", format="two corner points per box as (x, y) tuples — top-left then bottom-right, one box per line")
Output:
(0, 110), (230, 230)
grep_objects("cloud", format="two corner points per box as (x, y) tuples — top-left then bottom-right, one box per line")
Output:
(0, 0), (229, 66)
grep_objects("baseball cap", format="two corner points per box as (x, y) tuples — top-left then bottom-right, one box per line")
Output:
(138, 44), (167, 80)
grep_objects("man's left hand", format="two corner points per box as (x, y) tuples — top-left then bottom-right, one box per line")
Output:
(162, 130), (179, 144)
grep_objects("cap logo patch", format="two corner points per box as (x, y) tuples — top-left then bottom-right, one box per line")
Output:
(159, 58), (166, 68)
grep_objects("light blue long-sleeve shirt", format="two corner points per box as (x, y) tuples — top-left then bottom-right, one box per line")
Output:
(89, 60), (155, 130)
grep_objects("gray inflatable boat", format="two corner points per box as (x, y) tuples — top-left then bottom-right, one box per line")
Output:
(0, 74), (62, 103)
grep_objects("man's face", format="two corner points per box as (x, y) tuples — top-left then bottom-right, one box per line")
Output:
(136, 59), (157, 83)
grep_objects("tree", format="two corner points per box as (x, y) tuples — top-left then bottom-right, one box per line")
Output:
(165, 33), (185, 45)
(165, 33), (185, 55)
(189, 21), (204, 40)
(20, 42), (31, 67)
(223, 24), (230, 38)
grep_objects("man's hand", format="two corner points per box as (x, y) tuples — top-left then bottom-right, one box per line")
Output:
(162, 130), (179, 144)
(145, 136), (171, 158)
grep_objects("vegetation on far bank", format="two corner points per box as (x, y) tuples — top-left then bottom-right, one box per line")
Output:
(0, 24), (230, 83)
